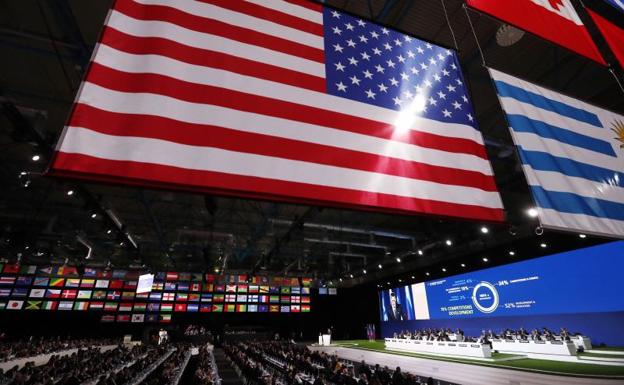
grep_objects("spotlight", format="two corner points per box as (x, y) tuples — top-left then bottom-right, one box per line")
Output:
(107, 229), (112, 235)
(480, 226), (489, 234)
(411, 275), (415, 279)
(508, 251), (515, 256)
(398, 279), (402, 282)
(579, 234), (586, 238)
(417, 250), (423, 256)
(91, 213), (97, 219)
(482, 257), (488, 262)
(349, 274), (354, 278)
(67, 190), (74, 196)
(461, 263), (466, 267)
(445, 239), (452, 246)
(527, 208), (538, 218)
(441, 268), (446, 272)
(339, 278), (343, 282)
(20, 171), (27, 176)
(214, 268), (220, 273)
(32, 155), (40, 162)
(540, 243), (547, 248)
(378, 264), (382, 269)
(119, 241), (125, 246)
(396, 257), (401, 263)
(363, 269), (367, 274)
(425, 272), (430, 276)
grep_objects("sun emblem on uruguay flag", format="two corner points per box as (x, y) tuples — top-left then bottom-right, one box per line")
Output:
(611, 119), (624, 149)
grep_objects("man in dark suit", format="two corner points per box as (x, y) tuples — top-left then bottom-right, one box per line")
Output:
(387, 290), (407, 321)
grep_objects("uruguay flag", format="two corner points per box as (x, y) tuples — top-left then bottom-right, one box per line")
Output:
(489, 68), (624, 238)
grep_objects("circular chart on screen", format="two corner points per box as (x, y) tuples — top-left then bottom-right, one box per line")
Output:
(472, 281), (499, 314)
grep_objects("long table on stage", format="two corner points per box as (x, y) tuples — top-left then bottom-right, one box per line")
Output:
(491, 339), (577, 356)
(385, 338), (492, 358)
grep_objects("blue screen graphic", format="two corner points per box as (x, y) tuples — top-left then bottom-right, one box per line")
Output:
(380, 241), (624, 321)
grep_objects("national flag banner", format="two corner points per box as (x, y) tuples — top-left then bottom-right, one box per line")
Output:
(204, 274), (216, 282)
(49, 278), (64, 287)
(46, 289), (61, 298)
(301, 277), (313, 287)
(237, 294), (247, 303)
(28, 290), (48, 302)
(604, 0), (624, 12)
(132, 313), (145, 322)
(38, 266), (54, 275)
(226, 285), (237, 293)
(236, 304), (247, 312)
(212, 304), (224, 312)
(489, 68), (624, 237)
(119, 303), (133, 311)
(224, 304), (236, 312)
(11, 288), (28, 297)
(77, 290), (92, 299)
(200, 304), (212, 312)
(190, 273), (203, 281)
(20, 265), (37, 275)
(16, 276), (33, 286)
(56, 266), (79, 276)
(213, 294), (225, 302)
(152, 281), (164, 291)
(301, 296), (311, 304)
(155, 272), (166, 280)
(248, 295), (258, 303)
(248, 285), (259, 294)
(225, 294), (237, 303)
(467, 0), (605, 65)
(123, 281), (138, 289)
(280, 305), (291, 313)
(164, 282), (177, 291)
(136, 292), (149, 299)
(259, 295), (269, 303)
(0, 276), (16, 286)
(162, 292), (175, 301)
(49, 0), (504, 223)
(0, 301), (9, 310)
(200, 294), (212, 302)
(133, 302), (147, 311)
(301, 287), (311, 295)
(33, 277), (49, 287)
(258, 304), (269, 313)
(161, 303), (173, 312)
(90, 301), (105, 310)
(291, 304), (301, 312)
(248, 304), (258, 312)
(109, 280), (124, 289)
(291, 296), (301, 303)
(147, 303), (160, 311)
(122, 291), (135, 300)
(58, 301), (74, 310)
(146, 314), (158, 322)
(65, 278), (81, 287)
(92, 290), (107, 300)
(73, 301), (89, 311)
(107, 291), (121, 300)
(270, 295), (280, 303)
(166, 272), (179, 281)
(236, 274), (248, 283)
(269, 287), (280, 294)
(98, 270), (112, 278)
(281, 287), (291, 294)
(101, 314), (116, 322)
(302, 304), (311, 312)
(117, 314), (131, 322)
(214, 285), (225, 292)
(95, 279), (110, 288)
(179, 272), (191, 281)
(587, 9), (624, 69)
(159, 314), (172, 323)
(259, 286), (270, 294)
(187, 303), (199, 312)
(61, 289), (78, 299)
(43, 301), (58, 310)
(176, 292), (188, 301)
(174, 303), (187, 312)
(177, 282), (190, 291)
(149, 292), (162, 301)
(24, 300), (41, 310)
(105, 302), (118, 311)
(291, 287), (301, 294)
(3, 264), (19, 274)
(280, 296), (290, 303)
(80, 279), (96, 288)
(269, 304), (280, 313)
(112, 269), (128, 279)
(188, 293), (200, 302)
(203, 283), (214, 292)
(0, 289), (11, 297)
(237, 285), (248, 293)
(190, 283), (201, 292)
(84, 267), (99, 277)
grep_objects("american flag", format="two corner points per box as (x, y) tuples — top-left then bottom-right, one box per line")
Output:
(51, 0), (503, 221)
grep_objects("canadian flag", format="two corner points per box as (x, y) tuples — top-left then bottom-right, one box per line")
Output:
(468, 0), (605, 64)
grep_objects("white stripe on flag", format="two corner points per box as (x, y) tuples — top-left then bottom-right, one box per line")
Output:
(59, 127), (504, 208)
(244, 0), (323, 23)
(537, 207), (624, 238)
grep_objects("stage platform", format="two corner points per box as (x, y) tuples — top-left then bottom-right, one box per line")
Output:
(309, 341), (624, 385)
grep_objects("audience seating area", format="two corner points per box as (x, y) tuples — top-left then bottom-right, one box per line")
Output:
(0, 336), (115, 363)
(222, 340), (455, 385)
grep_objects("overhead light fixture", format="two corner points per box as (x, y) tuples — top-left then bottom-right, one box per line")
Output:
(527, 208), (539, 218)
(378, 264), (382, 269)
(339, 278), (343, 282)
(540, 243), (547, 248)
(417, 249), (423, 255)
(480, 226), (489, 234)
(20, 171), (27, 176)
(425, 272), (430, 276)
(445, 239), (452, 246)
(482, 257), (489, 262)
(214, 268), (220, 273)
(119, 241), (125, 246)
(396, 257), (401, 263)
(363, 269), (367, 274)
(461, 263), (466, 267)
(579, 234), (586, 238)
(441, 268), (447, 272)
(411, 275), (415, 279)
(508, 251), (515, 256)
(107, 229), (112, 235)
(91, 213), (97, 219)
(398, 279), (402, 282)
(349, 274), (354, 278)
(31, 155), (40, 162)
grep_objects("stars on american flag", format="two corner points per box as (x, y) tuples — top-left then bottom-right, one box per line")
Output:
(324, 9), (477, 126)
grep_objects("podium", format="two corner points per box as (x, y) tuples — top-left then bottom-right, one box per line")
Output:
(322, 334), (331, 346)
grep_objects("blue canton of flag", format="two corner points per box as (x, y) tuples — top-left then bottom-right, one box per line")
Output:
(489, 68), (624, 238)
(604, 0), (624, 12)
(323, 8), (476, 127)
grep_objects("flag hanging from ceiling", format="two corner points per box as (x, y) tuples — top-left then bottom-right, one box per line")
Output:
(50, 0), (503, 222)
(489, 68), (624, 238)
(587, 9), (624, 69)
(467, 0), (605, 65)
(603, 0), (624, 12)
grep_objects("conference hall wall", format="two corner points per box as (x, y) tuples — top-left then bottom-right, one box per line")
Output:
(378, 241), (624, 346)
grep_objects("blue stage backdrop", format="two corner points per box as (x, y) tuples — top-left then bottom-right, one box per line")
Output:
(379, 241), (624, 346)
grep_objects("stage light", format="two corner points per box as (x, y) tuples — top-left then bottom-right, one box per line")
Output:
(67, 190), (74, 196)
(363, 269), (367, 274)
(385, 251), (391, 255)
(508, 251), (515, 256)
(480, 226), (489, 234)
(417, 249), (423, 255)
(461, 263), (466, 267)
(24, 245), (29, 250)
(349, 274), (353, 278)
(387, 282), (390, 285)
(425, 272), (430, 276)
(395, 257), (401, 263)
(441, 268), (446, 272)
(398, 279), (402, 282)
(107, 229), (112, 234)
(378, 264), (382, 269)
(482, 257), (488, 262)
(214, 268), (220, 273)
(579, 234), (586, 238)
(540, 243), (547, 248)
(339, 278), (343, 282)
(411, 275), (415, 279)
(31, 155), (40, 162)
(445, 239), (452, 246)
(20, 171), (27, 176)
(91, 213), (97, 219)
(527, 208), (538, 218)
(119, 241), (125, 246)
